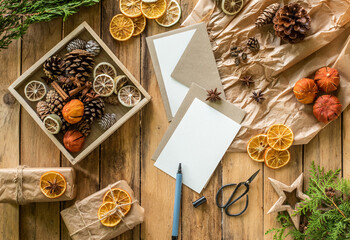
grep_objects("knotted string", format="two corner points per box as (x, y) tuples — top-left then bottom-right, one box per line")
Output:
(70, 184), (137, 239)
(13, 165), (27, 205)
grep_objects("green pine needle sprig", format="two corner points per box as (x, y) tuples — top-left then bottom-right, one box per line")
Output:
(266, 162), (350, 240)
(0, 0), (99, 50)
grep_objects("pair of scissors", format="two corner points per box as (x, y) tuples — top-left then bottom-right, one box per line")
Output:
(215, 169), (260, 217)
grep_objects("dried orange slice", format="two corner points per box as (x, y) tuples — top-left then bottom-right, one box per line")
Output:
(98, 202), (121, 227)
(155, 0), (181, 27)
(132, 15), (147, 36)
(103, 188), (132, 206)
(141, 0), (167, 19)
(24, 80), (46, 101)
(264, 147), (291, 169)
(93, 74), (115, 97)
(118, 85), (142, 107)
(40, 171), (67, 199)
(109, 14), (134, 41)
(221, 0), (243, 16)
(267, 124), (294, 151)
(247, 134), (269, 162)
(43, 114), (62, 135)
(114, 75), (129, 94)
(120, 0), (142, 18)
(93, 62), (117, 79)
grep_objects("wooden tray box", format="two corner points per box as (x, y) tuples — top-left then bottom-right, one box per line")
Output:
(8, 22), (151, 165)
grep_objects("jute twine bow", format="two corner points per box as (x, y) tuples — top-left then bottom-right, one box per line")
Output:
(70, 185), (137, 239)
(13, 165), (27, 205)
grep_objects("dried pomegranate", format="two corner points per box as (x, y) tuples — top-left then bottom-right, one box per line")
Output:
(63, 130), (85, 152)
(314, 67), (340, 93)
(313, 95), (342, 123)
(293, 78), (318, 104)
(62, 99), (84, 124)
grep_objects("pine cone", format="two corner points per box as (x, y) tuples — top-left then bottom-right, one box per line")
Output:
(64, 49), (95, 82)
(85, 40), (100, 56)
(98, 113), (117, 130)
(66, 39), (87, 52)
(36, 101), (50, 120)
(61, 118), (71, 133)
(325, 187), (335, 198)
(104, 95), (119, 105)
(46, 90), (66, 116)
(247, 37), (260, 52)
(43, 55), (65, 81)
(76, 121), (91, 137)
(84, 98), (105, 124)
(256, 3), (280, 28)
(273, 3), (311, 44)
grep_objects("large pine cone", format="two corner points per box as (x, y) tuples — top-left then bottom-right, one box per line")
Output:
(255, 3), (280, 28)
(76, 121), (91, 137)
(36, 101), (50, 120)
(64, 49), (94, 82)
(45, 90), (66, 116)
(273, 3), (311, 44)
(83, 98), (105, 124)
(43, 55), (65, 81)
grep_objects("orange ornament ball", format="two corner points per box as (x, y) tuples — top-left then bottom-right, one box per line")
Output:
(314, 67), (340, 93)
(62, 99), (84, 124)
(313, 95), (342, 123)
(293, 78), (318, 104)
(63, 130), (85, 152)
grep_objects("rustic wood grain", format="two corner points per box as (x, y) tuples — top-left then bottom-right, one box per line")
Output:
(222, 153), (263, 240)
(101, 1), (141, 239)
(264, 145), (303, 240)
(343, 108), (350, 179)
(60, 4), (102, 240)
(20, 19), (62, 240)
(0, 39), (20, 240)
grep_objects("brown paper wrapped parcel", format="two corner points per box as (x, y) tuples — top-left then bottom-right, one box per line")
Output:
(182, 0), (350, 152)
(0, 167), (76, 204)
(61, 180), (144, 240)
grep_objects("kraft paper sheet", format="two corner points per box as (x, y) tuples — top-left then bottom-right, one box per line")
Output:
(60, 180), (144, 240)
(182, 0), (350, 152)
(0, 167), (76, 204)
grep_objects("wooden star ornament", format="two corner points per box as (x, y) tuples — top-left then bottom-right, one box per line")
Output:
(267, 173), (310, 229)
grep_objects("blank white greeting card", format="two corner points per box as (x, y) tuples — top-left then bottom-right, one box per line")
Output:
(154, 97), (242, 193)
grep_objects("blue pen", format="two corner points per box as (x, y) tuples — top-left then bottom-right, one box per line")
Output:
(172, 163), (182, 240)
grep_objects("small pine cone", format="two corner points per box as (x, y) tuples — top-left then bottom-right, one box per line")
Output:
(66, 39), (87, 52)
(61, 118), (71, 133)
(273, 3), (311, 44)
(76, 121), (91, 137)
(247, 37), (260, 52)
(46, 90), (66, 116)
(325, 187), (335, 198)
(36, 101), (50, 120)
(85, 40), (100, 56)
(255, 3), (280, 28)
(43, 55), (65, 80)
(64, 49), (95, 82)
(104, 95), (119, 105)
(98, 113), (117, 130)
(84, 98), (105, 124)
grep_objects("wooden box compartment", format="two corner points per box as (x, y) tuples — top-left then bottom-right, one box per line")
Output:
(8, 22), (151, 165)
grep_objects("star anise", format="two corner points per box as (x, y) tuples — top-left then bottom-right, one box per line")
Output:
(45, 178), (63, 194)
(206, 88), (222, 102)
(240, 75), (254, 87)
(251, 90), (265, 103)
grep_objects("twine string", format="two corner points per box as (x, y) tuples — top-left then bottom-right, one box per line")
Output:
(13, 165), (26, 205)
(70, 184), (137, 239)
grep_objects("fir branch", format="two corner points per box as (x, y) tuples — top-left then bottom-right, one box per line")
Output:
(0, 0), (100, 50)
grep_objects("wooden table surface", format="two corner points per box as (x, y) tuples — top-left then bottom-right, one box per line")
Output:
(1, 1), (349, 240)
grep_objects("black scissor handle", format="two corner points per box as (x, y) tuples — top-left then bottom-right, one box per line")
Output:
(216, 182), (250, 216)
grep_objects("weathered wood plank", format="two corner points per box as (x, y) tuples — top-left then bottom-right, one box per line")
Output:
(0, 39), (21, 240)
(344, 109), (350, 179)
(20, 19), (62, 240)
(60, 4), (102, 240)
(101, 1), (141, 239)
(264, 145), (303, 240)
(222, 153), (263, 240)
(140, 19), (175, 239)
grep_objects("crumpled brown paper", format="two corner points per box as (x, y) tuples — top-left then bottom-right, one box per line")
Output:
(183, 0), (350, 152)
(0, 166), (76, 204)
(60, 180), (144, 240)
